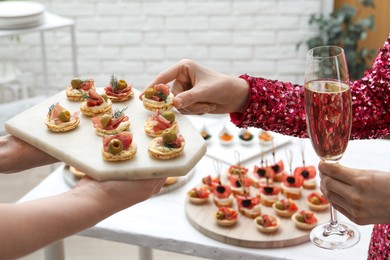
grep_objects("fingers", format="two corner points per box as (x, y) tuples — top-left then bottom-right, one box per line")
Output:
(153, 178), (167, 194)
(318, 161), (360, 185)
(320, 171), (353, 200)
(147, 59), (194, 88)
(175, 102), (216, 115)
(171, 80), (185, 96)
(173, 93), (191, 109)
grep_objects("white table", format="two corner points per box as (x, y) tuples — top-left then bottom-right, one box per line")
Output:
(17, 136), (388, 260)
(0, 12), (78, 95)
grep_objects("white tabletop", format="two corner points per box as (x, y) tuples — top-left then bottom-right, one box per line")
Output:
(18, 135), (388, 260)
(0, 12), (74, 38)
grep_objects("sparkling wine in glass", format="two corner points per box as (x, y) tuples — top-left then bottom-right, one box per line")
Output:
(304, 46), (360, 249)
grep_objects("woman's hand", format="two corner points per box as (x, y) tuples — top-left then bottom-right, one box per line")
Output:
(0, 175), (166, 259)
(0, 135), (58, 174)
(319, 161), (390, 225)
(142, 59), (249, 115)
(76, 176), (166, 211)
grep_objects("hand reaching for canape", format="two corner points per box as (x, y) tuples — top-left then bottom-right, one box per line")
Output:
(319, 161), (390, 225)
(143, 59), (249, 115)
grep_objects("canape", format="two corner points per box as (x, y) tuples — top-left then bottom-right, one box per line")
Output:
(219, 125), (234, 146)
(227, 164), (248, 176)
(235, 193), (261, 218)
(229, 175), (254, 196)
(201, 175), (220, 191)
(259, 183), (280, 207)
(238, 129), (254, 146)
(254, 214), (280, 233)
(211, 182), (233, 208)
(258, 130), (273, 146)
(187, 186), (210, 204)
(66, 78), (95, 101)
(294, 165), (317, 189)
(144, 110), (178, 137)
(102, 132), (137, 161)
(272, 198), (299, 218)
(141, 84), (174, 111)
(45, 102), (80, 132)
(164, 177), (178, 187)
(104, 74), (134, 102)
(215, 206), (238, 227)
(91, 107), (130, 136)
(148, 128), (185, 160)
(269, 159), (287, 182)
(292, 210), (318, 230)
(280, 173), (304, 199)
(80, 89), (112, 117)
(306, 192), (330, 211)
(200, 125), (212, 144)
(252, 164), (274, 187)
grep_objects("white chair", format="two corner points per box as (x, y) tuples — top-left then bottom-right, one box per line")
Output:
(0, 62), (46, 135)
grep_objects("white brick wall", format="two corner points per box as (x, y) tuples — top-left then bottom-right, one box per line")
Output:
(1, 0), (327, 96)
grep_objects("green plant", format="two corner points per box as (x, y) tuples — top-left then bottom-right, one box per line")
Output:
(304, 0), (376, 80)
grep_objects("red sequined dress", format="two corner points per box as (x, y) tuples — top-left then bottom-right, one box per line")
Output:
(230, 34), (390, 259)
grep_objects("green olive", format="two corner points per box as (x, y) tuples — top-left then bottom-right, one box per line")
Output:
(188, 190), (197, 197)
(162, 128), (177, 143)
(117, 79), (127, 90)
(100, 93), (109, 102)
(71, 78), (82, 89)
(58, 110), (71, 122)
(310, 196), (321, 205)
(100, 114), (112, 128)
(108, 139), (123, 155)
(274, 201), (284, 210)
(256, 218), (265, 226)
(216, 211), (225, 220)
(296, 215), (305, 223)
(144, 88), (155, 99)
(162, 111), (175, 124)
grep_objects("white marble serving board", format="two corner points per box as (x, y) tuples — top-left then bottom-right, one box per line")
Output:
(5, 89), (206, 181)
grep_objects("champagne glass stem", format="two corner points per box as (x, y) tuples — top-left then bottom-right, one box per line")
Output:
(329, 205), (338, 227)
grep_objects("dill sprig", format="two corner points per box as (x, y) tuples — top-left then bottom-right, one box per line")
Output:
(157, 89), (168, 103)
(162, 142), (176, 150)
(78, 89), (98, 100)
(48, 103), (56, 116)
(110, 74), (119, 91)
(113, 107), (128, 118)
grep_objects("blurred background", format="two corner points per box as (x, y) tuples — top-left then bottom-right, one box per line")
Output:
(0, 0), (389, 128)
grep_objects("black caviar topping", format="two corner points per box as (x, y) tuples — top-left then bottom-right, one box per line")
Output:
(301, 170), (309, 179)
(241, 199), (252, 207)
(216, 185), (226, 193)
(264, 186), (274, 194)
(272, 165), (280, 172)
(256, 168), (266, 177)
(235, 180), (242, 187)
(286, 176), (296, 184)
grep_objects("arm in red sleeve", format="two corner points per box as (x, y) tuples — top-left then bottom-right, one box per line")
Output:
(230, 76), (307, 138)
(231, 33), (390, 140)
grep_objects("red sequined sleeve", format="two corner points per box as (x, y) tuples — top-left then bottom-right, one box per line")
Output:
(230, 33), (390, 140)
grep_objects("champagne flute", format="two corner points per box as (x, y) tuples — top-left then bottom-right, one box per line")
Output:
(304, 46), (360, 249)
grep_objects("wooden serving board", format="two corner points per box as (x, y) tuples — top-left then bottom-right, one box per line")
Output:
(5, 88), (206, 181)
(185, 185), (330, 248)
